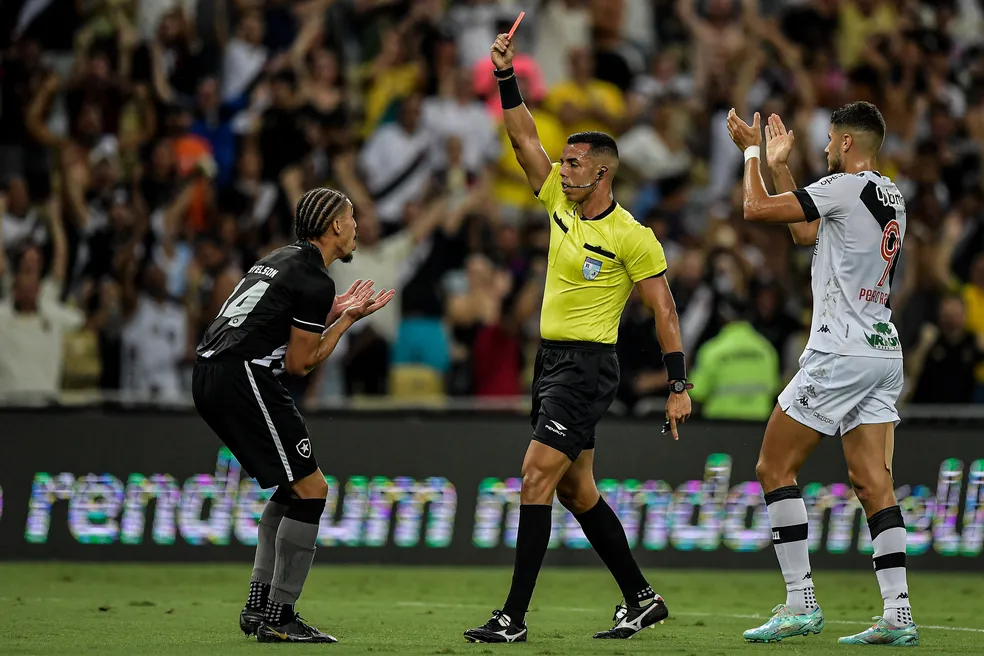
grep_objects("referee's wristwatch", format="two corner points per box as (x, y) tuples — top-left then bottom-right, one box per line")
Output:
(668, 380), (694, 394)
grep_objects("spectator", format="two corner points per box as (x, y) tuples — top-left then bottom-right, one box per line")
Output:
(688, 308), (781, 421)
(190, 76), (241, 187)
(0, 204), (83, 397)
(421, 67), (498, 175)
(447, 253), (512, 394)
(222, 9), (269, 103)
(533, 0), (592, 89)
(119, 261), (190, 402)
(909, 295), (984, 404)
(544, 46), (626, 136)
(393, 187), (486, 380)
(257, 70), (311, 183)
(752, 280), (804, 375)
(327, 196), (451, 396)
(470, 261), (542, 398)
(359, 92), (434, 233)
(619, 96), (693, 184)
(1, 176), (46, 267)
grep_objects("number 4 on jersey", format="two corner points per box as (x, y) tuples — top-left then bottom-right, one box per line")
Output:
(218, 280), (271, 327)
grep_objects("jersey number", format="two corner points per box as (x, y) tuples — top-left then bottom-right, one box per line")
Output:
(218, 280), (271, 327)
(878, 220), (901, 287)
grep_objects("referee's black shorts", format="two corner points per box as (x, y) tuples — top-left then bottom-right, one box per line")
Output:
(192, 358), (318, 489)
(530, 339), (620, 461)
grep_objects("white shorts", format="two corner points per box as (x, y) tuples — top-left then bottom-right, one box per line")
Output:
(778, 349), (903, 436)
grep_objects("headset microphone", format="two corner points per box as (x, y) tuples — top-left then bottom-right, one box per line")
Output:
(566, 171), (605, 189)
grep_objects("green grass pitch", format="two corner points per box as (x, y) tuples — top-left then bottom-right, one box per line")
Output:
(1, 564), (981, 654)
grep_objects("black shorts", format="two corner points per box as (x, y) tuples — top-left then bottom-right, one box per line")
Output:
(192, 359), (318, 489)
(530, 339), (620, 461)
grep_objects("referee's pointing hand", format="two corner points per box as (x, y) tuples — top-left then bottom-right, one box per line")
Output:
(490, 33), (515, 71)
(664, 389), (692, 441)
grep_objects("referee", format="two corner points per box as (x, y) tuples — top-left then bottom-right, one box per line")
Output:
(464, 34), (693, 644)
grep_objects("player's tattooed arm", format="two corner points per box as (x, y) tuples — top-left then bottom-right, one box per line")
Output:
(727, 109), (807, 224)
(765, 113), (819, 246)
(490, 33), (552, 193)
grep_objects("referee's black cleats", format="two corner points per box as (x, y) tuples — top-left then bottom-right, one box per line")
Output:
(239, 606), (265, 636)
(256, 613), (338, 644)
(464, 610), (528, 643)
(593, 595), (669, 639)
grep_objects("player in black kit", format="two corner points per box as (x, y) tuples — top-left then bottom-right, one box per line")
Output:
(193, 187), (394, 644)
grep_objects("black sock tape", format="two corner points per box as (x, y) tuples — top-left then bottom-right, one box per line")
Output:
(285, 497), (326, 525)
(764, 485), (802, 505)
(867, 505), (905, 541)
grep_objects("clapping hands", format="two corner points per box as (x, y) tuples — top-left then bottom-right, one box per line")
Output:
(328, 279), (396, 326)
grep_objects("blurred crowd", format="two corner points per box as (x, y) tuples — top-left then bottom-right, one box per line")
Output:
(2, 0), (984, 414)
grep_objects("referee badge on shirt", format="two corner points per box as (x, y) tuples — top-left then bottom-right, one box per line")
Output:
(582, 256), (603, 280)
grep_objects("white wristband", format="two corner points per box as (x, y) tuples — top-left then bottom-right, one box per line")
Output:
(744, 146), (761, 163)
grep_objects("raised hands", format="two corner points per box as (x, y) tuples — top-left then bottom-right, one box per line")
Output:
(727, 109), (762, 152)
(328, 279), (375, 324)
(342, 289), (396, 322)
(765, 114), (795, 168)
(328, 279), (396, 325)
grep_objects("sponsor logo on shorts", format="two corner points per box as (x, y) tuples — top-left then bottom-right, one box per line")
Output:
(812, 411), (834, 425)
(545, 420), (567, 436)
(864, 322), (902, 351)
(796, 396), (809, 407)
(296, 438), (312, 458)
(817, 325), (831, 334)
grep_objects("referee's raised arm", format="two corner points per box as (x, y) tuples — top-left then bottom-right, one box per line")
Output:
(490, 34), (552, 194)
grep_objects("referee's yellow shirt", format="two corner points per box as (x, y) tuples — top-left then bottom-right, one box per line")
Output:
(536, 163), (668, 344)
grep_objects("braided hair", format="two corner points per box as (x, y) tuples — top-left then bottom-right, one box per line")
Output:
(293, 187), (351, 240)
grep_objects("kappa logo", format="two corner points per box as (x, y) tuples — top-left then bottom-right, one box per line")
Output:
(545, 420), (567, 436)
(582, 256), (603, 281)
(803, 572), (812, 580)
(812, 411), (834, 425)
(805, 385), (817, 397)
(896, 592), (909, 600)
(817, 325), (831, 334)
(796, 396), (809, 408)
(296, 438), (312, 458)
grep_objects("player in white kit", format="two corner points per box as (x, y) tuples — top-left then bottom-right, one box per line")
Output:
(725, 102), (918, 647)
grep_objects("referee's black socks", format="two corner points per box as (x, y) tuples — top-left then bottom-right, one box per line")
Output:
(502, 504), (553, 624)
(575, 497), (654, 607)
(264, 497), (326, 626)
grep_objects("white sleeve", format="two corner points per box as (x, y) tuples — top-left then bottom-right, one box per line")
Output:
(40, 278), (85, 331)
(793, 173), (866, 223)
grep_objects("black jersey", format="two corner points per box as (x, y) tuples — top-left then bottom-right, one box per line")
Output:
(197, 240), (336, 371)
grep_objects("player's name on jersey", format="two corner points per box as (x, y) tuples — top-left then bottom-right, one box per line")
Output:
(248, 264), (280, 279)
(859, 287), (890, 306)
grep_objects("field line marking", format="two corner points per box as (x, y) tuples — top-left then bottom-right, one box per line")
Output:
(394, 601), (984, 633)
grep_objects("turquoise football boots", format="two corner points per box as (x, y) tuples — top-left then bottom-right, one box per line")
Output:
(743, 604), (825, 643)
(838, 617), (919, 646)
